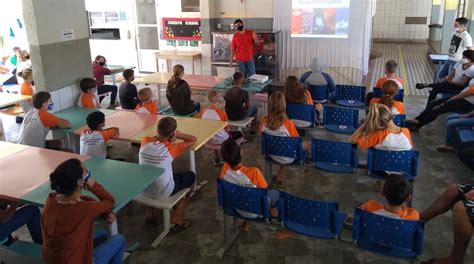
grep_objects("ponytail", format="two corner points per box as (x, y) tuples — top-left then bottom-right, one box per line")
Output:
(359, 103), (392, 135)
(168, 64), (184, 89)
(378, 80), (399, 109)
(50, 159), (84, 195)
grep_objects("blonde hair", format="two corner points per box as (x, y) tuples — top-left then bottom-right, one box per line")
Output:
(207, 90), (220, 104)
(168, 64), (184, 89)
(138, 87), (152, 102)
(266, 92), (287, 130)
(379, 80), (399, 109)
(284, 75), (306, 104)
(359, 104), (393, 135)
(19, 68), (32, 80)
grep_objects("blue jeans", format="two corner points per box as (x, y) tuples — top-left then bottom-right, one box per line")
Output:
(237, 61), (256, 78)
(437, 59), (457, 82)
(92, 230), (125, 264)
(445, 114), (474, 146)
(0, 205), (42, 245)
(244, 105), (258, 119)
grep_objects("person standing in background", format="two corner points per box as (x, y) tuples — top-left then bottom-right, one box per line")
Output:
(229, 19), (261, 77)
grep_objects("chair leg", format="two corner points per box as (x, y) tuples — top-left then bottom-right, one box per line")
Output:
(408, 180), (415, 208)
(151, 209), (171, 248)
(217, 212), (241, 259)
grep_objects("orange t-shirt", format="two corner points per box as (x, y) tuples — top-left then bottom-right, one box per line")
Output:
(259, 116), (299, 137)
(80, 93), (99, 109)
(362, 199), (420, 220)
(195, 106), (230, 128)
(219, 163), (268, 188)
(135, 101), (158, 114)
(375, 77), (404, 89)
(354, 128), (413, 150)
(20, 81), (34, 96)
(369, 98), (405, 115)
(38, 110), (62, 128)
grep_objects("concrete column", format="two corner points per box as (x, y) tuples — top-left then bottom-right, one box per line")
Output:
(200, 0), (216, 58)
(440, 0), (459, 54)
(22, 0), (92, 92)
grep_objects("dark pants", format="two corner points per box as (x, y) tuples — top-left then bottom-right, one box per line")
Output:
(97, 84), (118, 105)
(427, 81), (465, 104)
(0, 205), (42, 245)
(415, 97), (474, 129)
(171, 171), (196, 195)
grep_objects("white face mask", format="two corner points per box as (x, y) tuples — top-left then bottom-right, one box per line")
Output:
(460, 58), (469, 64)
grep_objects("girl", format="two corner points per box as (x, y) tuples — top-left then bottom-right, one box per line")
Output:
(166, 64), (200, 115)
(19, 68), (34, 96)
(369, 80), (405, 115)
(284, 75), (323, 127)
(92, 55), (119, 109)
(42, 159), (125, 264)
(259, 92), (309, 185)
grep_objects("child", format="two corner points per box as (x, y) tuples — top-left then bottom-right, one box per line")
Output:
(42, 158), (125, 264)
(0, 200), (42, 246)
(78, 78), (101, 109)
(368, 60), (404, 105)
(220, 138), (279, 229)
(19, 68), (34, 96)
(259, 92), (309, 185)
(139, 117), (197, 229)
(369, 80), (405, 115)
(80, 111), (120, 158)
(350, 104), (412, 151)
(284, 75), (323, 127)
(166, 64), (200, 115)
(135, 87), (158, 114)
(119, 69), (139, 110)
(224, 72), (257, 133)
(360, 173), (419, 220)
(18, 91), (71, 148)
(195, 90), (243, 166)
(92, 55), (118, 108)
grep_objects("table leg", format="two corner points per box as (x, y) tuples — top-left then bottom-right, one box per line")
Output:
(108, 219), (119, 236)
(157, 84), (162, 107)
(200, 58), (203, 75)
(167, 59), (171, 73)
(112, 74), (117, 86)
(192, 59), (195, 75)
(433, 62), (441, 83)
(189, 150), (208, 197)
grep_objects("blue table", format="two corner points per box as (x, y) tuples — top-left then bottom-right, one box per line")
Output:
(429, 54), (448, 82)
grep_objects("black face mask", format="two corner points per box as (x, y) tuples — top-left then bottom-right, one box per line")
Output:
(237, 26), (244, 31)
(99, 62), (105, 66)
(24, 55), (30, 60)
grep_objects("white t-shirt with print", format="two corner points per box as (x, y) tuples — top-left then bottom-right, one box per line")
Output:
(452, 61), (474, 83)
(449, 30), (473, 61)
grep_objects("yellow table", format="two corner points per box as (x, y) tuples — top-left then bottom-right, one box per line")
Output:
(155, 50), (202, 75)
(131, 116), (228, 173)
(0, 141), (30, 160)
(0, 93), (31, 108)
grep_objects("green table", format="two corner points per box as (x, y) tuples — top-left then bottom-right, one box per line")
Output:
(20, 157), (163, 235)
(213, 78), (272, 93)
(107, 65), (136, 86)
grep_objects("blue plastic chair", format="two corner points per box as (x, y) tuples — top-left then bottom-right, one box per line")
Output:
(335, 85), (366, 107)
(261, 132), (306, 165)
(216, 178), (270, 258)
(311, 139), (358, 173)
(367, 148), (419, 181)
(393, 114), (406, 127)
(352, 208), (424, 260)
(286, 103), (317, 128)
(278, 191), (346, 239)
(373, 87), (404, 102)
(308, 85), (330, 103)
(323, 106), (359, 133)
(459, 129), (474, 143)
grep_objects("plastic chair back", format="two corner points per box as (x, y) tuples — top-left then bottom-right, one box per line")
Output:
(311, 139), (358, 173)
(336, 85), (366, 107)
(323, 106), (359, 133)
(392, 114), (406, 127)
(373, 87), (404, 102)
(308, 85), (330, 103)
(367, 148), (419, 181)
(261, 132), (305, 165)
(286, 103), (317, 128)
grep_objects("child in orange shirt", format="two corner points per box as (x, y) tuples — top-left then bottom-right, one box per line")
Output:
(195, 90), (243, 166)
(78, 78), (101, 109)
(368, 60), (404, 104)
(80, 111), (120, 159)
(369, 80), (405, 115)
(135, 87), (158, 114)
(259, 92), (309, 185)
(19, 68), (34, 96)
(360, 173), (419, 220)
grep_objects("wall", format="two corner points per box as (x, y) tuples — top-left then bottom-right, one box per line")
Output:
(373, 0), (432, 41)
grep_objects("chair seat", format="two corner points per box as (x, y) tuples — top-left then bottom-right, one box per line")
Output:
(315, 161), (355, 173)
(134, 188), (190, 210)
(336, 100), (365, 107)
(460, 129), (474, 142)
(325, 124), (356, 134)
(285, 221), (338, 239)
(229, 117), (254, 128)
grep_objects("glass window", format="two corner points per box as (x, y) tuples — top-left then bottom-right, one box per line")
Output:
(181, 0), (200, 12)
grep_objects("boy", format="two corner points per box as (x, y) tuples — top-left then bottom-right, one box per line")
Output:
(195, 90), (243, 166)
(119, 69), (139, 110)
(224, 72), (257, 133)
(80, 111), (120, 158)
(135, 87), (157, 114)
(18, 91), (71, 148)
(78, 77), (101, 109)
(360, 173), (419, 220)
(375, 60), (404, 89)
(139, 117), (196, 229)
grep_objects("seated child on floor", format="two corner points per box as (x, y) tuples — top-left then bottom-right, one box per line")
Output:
(360, 173), (419, 220)
(80, 111), (120, 158)
(369, 80), (405, 115)
(78, 78), (101, 109)
(284, 75), (323, 127)
(135, 87), (158, 114)
(195, 90), (243, 166)
(259, 92), (310, 185)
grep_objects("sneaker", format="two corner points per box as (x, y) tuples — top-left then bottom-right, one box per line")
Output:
(436, 144), (456, 153)
(213, 159), (224, 166)
(415, 83), (429, 89)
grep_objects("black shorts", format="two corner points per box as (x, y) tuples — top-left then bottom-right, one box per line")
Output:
(455, 184), (474, 224)
(171, 171), (196, 195)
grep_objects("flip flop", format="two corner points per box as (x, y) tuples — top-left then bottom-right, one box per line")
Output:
(170, 219), (192, 233)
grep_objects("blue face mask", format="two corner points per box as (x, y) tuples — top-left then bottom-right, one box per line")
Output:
(82, 170), (91, 183)
(47, 102), (54, 111)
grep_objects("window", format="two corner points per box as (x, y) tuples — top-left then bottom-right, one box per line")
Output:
(181, 0), (200, 12)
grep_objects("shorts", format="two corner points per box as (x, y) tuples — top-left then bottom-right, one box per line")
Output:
(170, 171), (196, 195)
(456, 184), (474, 224)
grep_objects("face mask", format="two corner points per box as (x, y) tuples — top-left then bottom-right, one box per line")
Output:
(91, 88), (97, 94)
(237, 26), (244, 31)
(460, 58), (469, 64)
(82, 170), (91, 183)
(47, 102), (54, 111)
(99, 61), (105, 66)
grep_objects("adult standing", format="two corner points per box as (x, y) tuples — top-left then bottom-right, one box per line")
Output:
(229, 19), (260, 77)
(437, 17), (473, 81)
(92, 55), (119, 109)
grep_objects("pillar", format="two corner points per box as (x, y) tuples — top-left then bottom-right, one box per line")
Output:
(440, 0), (459, 54)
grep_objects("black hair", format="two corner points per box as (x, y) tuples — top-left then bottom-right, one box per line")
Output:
(79, 78), (96, 93)
(32, 91), (51, 109)
(220, 139), (241, 167)
(455, 17), (468, 26)
(86, 111), (105, 130)
(233, 71), (244, 82)
(463, 50), (474, 61)
(234, 19), (244, 25)
(158, 117), (177, 138)
(50, 159), (84, 195)
(383, 173), (411, 206)
(122, 69), (134, 80)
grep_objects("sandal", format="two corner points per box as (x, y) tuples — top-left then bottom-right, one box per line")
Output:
(170, 219), (192, 233)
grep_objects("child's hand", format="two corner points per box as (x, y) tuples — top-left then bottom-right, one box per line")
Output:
(465, 190), (474, 200)
(105, 213), (116, 224)
(85, 178), (96, 190)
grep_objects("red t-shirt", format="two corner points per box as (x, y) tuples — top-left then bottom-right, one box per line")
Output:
(231, 30), (255, 62)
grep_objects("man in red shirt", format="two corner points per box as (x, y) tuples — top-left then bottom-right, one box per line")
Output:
(92, 55), (119, 109)
(229, 19), (260, 77)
